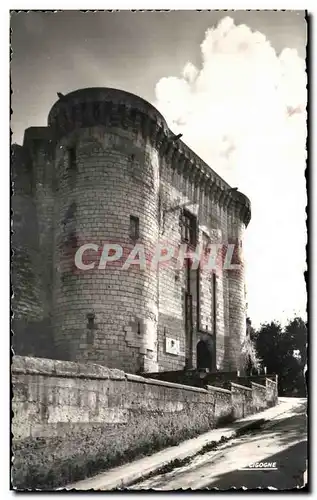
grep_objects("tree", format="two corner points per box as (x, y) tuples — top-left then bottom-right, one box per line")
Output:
(242, 318), (262, 375)
(284, 317), (307, 367)
(252, 317), (307, 396)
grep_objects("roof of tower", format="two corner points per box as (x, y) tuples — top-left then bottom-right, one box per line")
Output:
(46, 87), (251, 226)
(48, 87), (168, 130)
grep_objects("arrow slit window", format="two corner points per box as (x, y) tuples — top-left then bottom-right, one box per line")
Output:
(67, 146), (77, 186)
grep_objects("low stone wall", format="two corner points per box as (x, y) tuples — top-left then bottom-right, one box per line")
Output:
(266, 377), (279, 407)
(252, 382), (268, 413)
(11, 356), (278, 489)
(12, 356), (279, 440)
(142, 369), (277, 391)
(12, 356), (234, 440)
(206, 385), (232, 422)
(231, 382), (253, 419)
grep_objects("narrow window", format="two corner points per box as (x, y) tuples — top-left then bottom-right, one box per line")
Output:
(86, 312), (96, 345)
(65, 230), (78, 252)
(180, 210), (197, 246)
(67, 146), (77, 186)
(202, 232), (210, 255)
(68, 147), (77, 171)
(86, 312), (95, 330)
(130, 215), (139, 240)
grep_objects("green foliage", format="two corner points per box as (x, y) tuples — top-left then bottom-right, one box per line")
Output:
(252, 317), (307, 396)
(241, 335), (262, 372)
(241, 318), (262, 374)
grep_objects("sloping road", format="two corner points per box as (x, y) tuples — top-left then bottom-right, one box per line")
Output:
(131, 399), (307, 490)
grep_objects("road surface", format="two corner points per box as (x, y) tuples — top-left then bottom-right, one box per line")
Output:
(130, 399), (307, 490)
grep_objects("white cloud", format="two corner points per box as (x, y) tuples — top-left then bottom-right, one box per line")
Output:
(153, 16), (307, 327)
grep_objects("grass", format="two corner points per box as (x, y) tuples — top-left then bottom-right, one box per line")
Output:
(235, 418), (266, 437)
(150, 457), (192, 477)
(12, 400), (275, 491)
(12, 407), (221, 490)
(12, 407), (269, 491)
(129, 417), (269, 487)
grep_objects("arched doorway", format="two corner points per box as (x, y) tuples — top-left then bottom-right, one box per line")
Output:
(196, 334), (214, 371)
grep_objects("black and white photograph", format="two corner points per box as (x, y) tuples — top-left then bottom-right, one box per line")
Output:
(10, 9), (308, 491)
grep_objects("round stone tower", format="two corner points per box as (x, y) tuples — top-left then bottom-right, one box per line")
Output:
(48, 88), (168, 372)
(227, 191), (251, 373)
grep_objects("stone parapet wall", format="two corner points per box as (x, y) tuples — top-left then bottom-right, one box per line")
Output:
(266, 376), (279, 407)
(251, 381), (268, 413)
(143, 369), (277, 390)
(12, 356), (227, 440)
(12, 356), (278, 441)
(231, 382), (253, 419)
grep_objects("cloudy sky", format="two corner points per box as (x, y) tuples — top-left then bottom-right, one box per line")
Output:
(11, 10), (307, 327)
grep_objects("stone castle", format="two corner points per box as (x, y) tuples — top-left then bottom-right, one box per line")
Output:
(11, 87), (251, 374)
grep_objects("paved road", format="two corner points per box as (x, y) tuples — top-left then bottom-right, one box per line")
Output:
(131, 400), (307, 490)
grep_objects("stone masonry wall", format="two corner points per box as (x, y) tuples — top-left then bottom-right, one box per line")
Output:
(231, 382), (253, 419)
(12, 356), (230, 440)
(12, 356), (278, 490)
(156, 153), (248, 372)
(14, 87), (251, 373)
(12, 356), (277, 441)
(266, 377), (279, 407)
(251, 381), (268, 413)
(158, 157), (229, 371)
(52, 124), (160, 373)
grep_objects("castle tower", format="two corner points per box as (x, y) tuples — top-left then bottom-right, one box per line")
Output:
(48, 88), (167, 372)
(13, 87), (251, 374)
(226, 192), (251, 372)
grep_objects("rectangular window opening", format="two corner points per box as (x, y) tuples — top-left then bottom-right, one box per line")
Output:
(68, 147), (77, 171)
(130, 215), (140, 240)
(180, 209), (197, 246)
(202, 232), (211, 255)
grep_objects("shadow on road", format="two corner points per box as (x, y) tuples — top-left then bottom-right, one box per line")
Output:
(240, 413), (306, 444)
(128, 402), (307, 491)
(204, 404), (308, 490)
(206, 440), (307, 490)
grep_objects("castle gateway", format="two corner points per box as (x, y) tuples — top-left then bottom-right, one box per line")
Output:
(12, 87), (251, 374)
